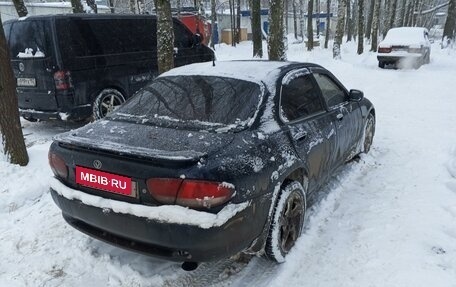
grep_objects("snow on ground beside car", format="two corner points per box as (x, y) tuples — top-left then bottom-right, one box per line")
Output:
(1, 40), (456, 286)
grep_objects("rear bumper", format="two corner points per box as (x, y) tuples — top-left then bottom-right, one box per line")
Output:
(377, 54), (422, 63)
(19, 104), (92, 121)
(50, 181), (262, 262)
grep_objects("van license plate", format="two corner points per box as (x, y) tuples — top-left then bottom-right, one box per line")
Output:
(75, 166), (134, 197)
(17, 78), (36, 87)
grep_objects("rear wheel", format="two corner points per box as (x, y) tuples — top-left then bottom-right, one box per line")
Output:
(265, 181), (306, 263)
(93, 88), (125, 120)
(378, 61), (385, 69)
(363, 114), (375, 153)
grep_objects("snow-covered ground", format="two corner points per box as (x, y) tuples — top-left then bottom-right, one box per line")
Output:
(1, 40), (456, 287)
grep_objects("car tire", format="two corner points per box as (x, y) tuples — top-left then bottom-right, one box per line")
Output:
(378, 61), (385, 69)
(265, 181), (306, 263)
(363, 113), (375, 153)
(93, 88), (126, 120)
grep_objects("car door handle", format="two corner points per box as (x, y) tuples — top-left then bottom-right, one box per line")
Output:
(336, 113), (344, 121)
(293, 131), (308, 141)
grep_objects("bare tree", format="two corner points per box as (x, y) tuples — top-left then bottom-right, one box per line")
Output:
(307, 0), (314, 50)
(268, 0), (286, 60)
(365, 0), (375, 40)
(108, 0), (115, 13)
(370, 0), (380, 51)
(333, 0), (347, 59)
(0, 19), (29, 166)
(156, 0), (174, 74)
(443, 0), (456, 43)
(236, 0), (241, 44)
(388, 0), (398, 29)
(211, 0), (217, 49)
(251, 0), (263, 57)
(293, 0), (298, 39)
(324, 0), (331, 48)
(357, 0), (364, 54)
(346, 0), (353, 41)
(71, 0), (84, 13)
(12, 0), (28, 17)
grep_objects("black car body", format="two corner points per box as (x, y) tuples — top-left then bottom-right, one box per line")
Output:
(2, 14), (214, 121)
(49, 61), (375, 263)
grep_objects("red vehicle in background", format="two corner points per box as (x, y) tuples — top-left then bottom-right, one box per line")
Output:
(173, 7), (211, 45)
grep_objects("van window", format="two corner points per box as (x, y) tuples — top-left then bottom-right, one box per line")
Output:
(56, 18), (157, 58)
(173, 22), (193, 48)
(9, 20), (52, 59)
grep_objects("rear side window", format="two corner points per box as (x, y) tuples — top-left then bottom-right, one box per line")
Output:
(281, 74), (324, 121)
(173, 21), (193, 48)
(313, 73), (346, 108)
(57, 18), (157, 58)
(8, 20), (52, 58)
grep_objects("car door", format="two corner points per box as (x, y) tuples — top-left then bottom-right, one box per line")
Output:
(280, 69), (337, 192)
(311, 69), (363, 164)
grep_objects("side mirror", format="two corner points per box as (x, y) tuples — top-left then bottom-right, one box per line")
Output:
(349, 89), (364, 102)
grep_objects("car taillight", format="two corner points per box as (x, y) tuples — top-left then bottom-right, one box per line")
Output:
(378, 46), (392, 53)
(146, 178), (235, 209)
(408, 46), (422, 53)
(53, 70), (72, 90)
(48, 151), (68, 179)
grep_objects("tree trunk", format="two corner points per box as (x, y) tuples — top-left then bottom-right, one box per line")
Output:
(0, 19), (29, 166)
(299, 0), (305, 40)
(324, 0), (331, 48)
(71, 0), (84, 13)
(108, 0), (115, 13)
(268, 0), (286, 60)
(211, 0), (217, 49)
(293, 0), (298, 39)
(86, 0), (98, 13)
(251, 0), (263, 57)
(156, 0), (174, 74)
(365, 0), (375, 40)
(177, 0), (181, 16)
(236, 0), (241, 44)
(346, 0), (352, 41)
(352, 0), (358, 41)
(405, 0), (413, 26)
(382, 0), (391, 37)
(333, 0), (347, 59)
(229, 0), (236, 46)
(307, 0), (314, 50)
(357, 0), (364, 54)
(398, 0), (407, 27)
(370, 0), (380, 51)
(11, 0), (28, 17)
(388, 0), (397, 29)
(443, 0), (456, 43)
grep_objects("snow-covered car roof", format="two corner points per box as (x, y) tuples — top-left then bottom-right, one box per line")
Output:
(161, 60), (316, 90)
(380, 27), (429, 47)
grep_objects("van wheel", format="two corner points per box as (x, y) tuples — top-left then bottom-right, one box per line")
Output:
(93, 89), (125, 120)
(265, 181), (306, 263)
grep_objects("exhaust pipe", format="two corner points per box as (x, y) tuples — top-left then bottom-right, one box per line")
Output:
(181, 261), (199, 271)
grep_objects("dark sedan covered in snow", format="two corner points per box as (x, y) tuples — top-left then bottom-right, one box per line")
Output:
(49, 61), (375, 266)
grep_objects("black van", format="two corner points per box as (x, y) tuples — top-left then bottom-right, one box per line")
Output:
(2, 14), (214, 121)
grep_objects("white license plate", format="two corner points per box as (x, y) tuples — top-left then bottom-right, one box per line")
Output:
(17, 78), (36, 87)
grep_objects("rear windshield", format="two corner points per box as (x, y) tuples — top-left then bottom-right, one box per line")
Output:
(9, 20), (52, 59)
(112, 76), (263, 131)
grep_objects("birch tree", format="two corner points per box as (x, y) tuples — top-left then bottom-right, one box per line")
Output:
(156, 0), (174, 74)
(12, 0), (28, 17)
(333, 0), (347, 59)
(365, 0), (375, 40)
(251, 0), (263, 57)
(324, 0), (331, 48)
(0, 19), (29, 166)
(268, 0), (286, 60)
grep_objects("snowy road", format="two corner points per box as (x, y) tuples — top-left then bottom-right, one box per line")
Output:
(1, 42), (456, 287)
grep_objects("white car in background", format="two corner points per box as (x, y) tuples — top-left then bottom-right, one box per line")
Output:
(377, 27), (431, 69)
